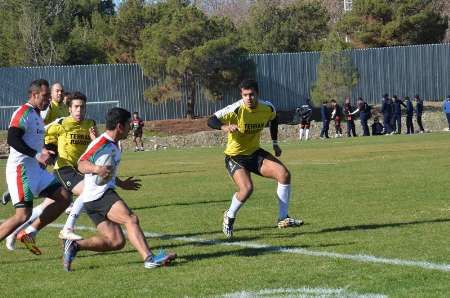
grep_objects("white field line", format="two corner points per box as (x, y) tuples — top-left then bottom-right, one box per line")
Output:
(221, 287), (388, 298)
(33, 222), (450, 273)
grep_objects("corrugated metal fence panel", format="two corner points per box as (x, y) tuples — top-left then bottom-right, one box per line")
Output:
(1, 43), (450, 129)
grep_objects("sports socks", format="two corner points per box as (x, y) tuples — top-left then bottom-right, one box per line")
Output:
(63, 196), (84, 231)
(226, 193), (243, 218)
(299, 128), (304, 140)
(277, 183), (291, 220)
(305, 129), (309, 140)
(10, 204), (44, 237)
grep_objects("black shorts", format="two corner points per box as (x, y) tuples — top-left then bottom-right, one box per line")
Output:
(84, 189), (123, 226)
(225, 148), (271, 177)
(133, 129), (143, 138)
(54, 166), (84, 192)
(300, 120), (310, 128)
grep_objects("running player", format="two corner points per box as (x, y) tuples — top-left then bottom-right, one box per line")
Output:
(0, 79), (71, 253)
(207, 79), (303, 239)
(62, 107), (176, 271)
(5, 92), (97, 251)
(131, 111), (144, 151)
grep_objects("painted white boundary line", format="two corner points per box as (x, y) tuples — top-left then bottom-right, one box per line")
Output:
(221, 287), (388, 298)
(41, 222), (450, 273)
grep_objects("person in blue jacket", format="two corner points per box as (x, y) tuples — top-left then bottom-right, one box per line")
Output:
(443, 95), (450, 131)
(381, 94), (392, 134)
(320, 100), (331, 139)
(414, 95), (425, 133)
(392, 95), (406, 134)
(404, 96), (414, 134)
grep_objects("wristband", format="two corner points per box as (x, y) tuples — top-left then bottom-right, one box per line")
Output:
(272, 140), (278, 145)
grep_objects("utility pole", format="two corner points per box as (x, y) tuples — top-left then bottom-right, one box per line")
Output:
(344, 0), (352, 42)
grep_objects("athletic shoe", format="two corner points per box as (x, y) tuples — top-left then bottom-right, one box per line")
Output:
(59, 229), (83, 241)
(17, 230), (41, 255)
(1, 191), (11, 205)
(63, 239), (79, 272)
(5, 233), (16, 251)
(277, 216), (304, 229)
(223, 210), (235, 239)
(144, 250), (177, 269)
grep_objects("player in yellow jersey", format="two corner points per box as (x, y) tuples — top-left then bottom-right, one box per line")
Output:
(41, 82), (69, 125)
(207, 79), (303, 239)
(5, 92), (98, 252)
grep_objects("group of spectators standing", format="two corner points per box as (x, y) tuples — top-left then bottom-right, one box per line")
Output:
(295, 93), (450, 139)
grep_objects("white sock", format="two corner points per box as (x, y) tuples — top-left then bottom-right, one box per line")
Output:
(305, 129), (309, 140)
(277, 183), (291, 220)
(25, 225), (38, 237)
(11, 204), (44, 237)
(226, 193), (243, 218)
(63, 196), (84, 231)
(299, 128), (304, 140)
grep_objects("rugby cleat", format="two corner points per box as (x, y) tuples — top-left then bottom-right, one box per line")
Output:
(223, 210), (235, 239)
(63, 239), (79, 272)
(144, 250), (177, 269)
(59, 228), (83, 241)
(277, 216), (304, 229)
(5, 233), (16, 251)
(17, 230), (41, 255)
(1, 191), (11, 205)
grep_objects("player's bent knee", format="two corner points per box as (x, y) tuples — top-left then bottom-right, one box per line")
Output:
(279, 169), (291, 184)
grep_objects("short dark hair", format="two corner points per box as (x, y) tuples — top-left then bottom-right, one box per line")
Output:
(239, 79), (259, 93)
(133, 111), (138, 115)
(67, 92), (87, 107)
(330, 99), (336, 103)
(106, 107), (131, 130)
(28, 79), (49, 95)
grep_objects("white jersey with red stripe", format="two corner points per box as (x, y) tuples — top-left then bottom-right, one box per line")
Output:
(78, 132), (121, 203)
(7, 103), (45, 166)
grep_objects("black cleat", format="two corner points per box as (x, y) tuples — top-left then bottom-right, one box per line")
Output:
(1, 191), (11, 205)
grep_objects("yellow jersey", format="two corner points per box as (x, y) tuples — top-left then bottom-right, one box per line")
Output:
(214, 99), (276, 156)
(45, 116), (95, 169)
(42, 100), (69, 125)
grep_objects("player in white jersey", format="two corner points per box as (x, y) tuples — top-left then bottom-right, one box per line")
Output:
(62, 108), (176, 271)
(0, 80), (71, 253)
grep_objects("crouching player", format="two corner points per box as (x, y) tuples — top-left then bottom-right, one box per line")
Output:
(63, 107), (176, 271)
(207, 79), (303, 239)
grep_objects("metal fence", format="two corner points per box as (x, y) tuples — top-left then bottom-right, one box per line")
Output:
(1, 43), (449, 129)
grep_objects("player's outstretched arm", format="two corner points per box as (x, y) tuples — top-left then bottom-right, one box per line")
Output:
(269, 116), (281, 157)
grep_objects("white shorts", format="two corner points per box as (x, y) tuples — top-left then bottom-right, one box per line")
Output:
(6, 158), (60, 207)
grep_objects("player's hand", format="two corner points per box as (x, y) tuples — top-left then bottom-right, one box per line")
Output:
(117, 177), (141, 191)
(95, 165), (112, 178)
(273, 144), (282, 157)
(36, 148), (56, 166)
(221, 124), (239, 133)
(89, 126), (98, 140)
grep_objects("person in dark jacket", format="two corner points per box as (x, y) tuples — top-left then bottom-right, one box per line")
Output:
(296, 100), (313, 141)
(371, 117), (384, 135)
(320, 101), (330, 139)
(404, 96), (414, 134)
(343, 96), (357, 137)
(350, 97), (370, 136)
(392, 95), (406, 134)
(330, 99), (343, 138)
(414, 95), (425, 133)
(381, 94), (392, 134)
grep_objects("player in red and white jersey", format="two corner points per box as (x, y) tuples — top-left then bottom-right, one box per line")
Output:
(62, 108), (176, 271)
(0, 79), (71, 253)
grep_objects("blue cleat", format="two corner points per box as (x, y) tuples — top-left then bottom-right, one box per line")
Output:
(144, 250), (176, 269)
(63, 239), (79, 272)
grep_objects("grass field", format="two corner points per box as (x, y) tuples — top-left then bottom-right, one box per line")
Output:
(0, 133), (449, 297)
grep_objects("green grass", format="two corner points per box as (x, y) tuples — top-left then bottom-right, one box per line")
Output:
(0, 133), (449, 297)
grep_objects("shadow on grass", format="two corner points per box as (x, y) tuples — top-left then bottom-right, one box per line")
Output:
(306, 218), (450, 234)
(132, 199), (230, 210)
(118, 169), (202, 178)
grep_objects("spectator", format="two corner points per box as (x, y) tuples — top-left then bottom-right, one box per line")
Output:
(351, 97), (370, 136)
(296, 99), (312, 141)
(320, 100), (331, 139)
(414, 95), (425, 133)
(404, 96), (414, 134)
(343, 97), (357, 137)
(330, 99), (343, 138)
(443, 95), (450, 131)
(392, 95), (406, 134)
(381, 94), (393, 134)
(371, 117), (384, 135)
